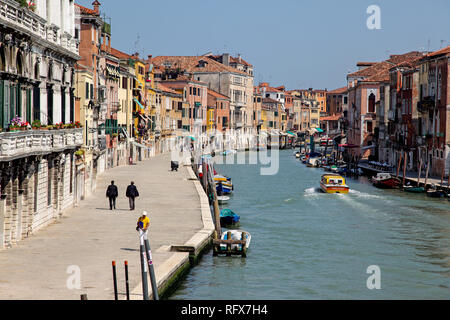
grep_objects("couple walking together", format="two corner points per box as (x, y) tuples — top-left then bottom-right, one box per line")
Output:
(106, 181), (140, 211)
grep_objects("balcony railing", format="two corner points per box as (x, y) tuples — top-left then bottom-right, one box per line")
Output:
(0, 128), (83, 161)
(0, 0), (78, 55)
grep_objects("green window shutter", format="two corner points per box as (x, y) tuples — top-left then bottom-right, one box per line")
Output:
(17, 84), (22, 118)
(0, 80), (3, 128)
(27, 88), (32, 122)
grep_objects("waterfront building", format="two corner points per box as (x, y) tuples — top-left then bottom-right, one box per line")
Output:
(158, 78), (208, 136)
(0, 0), (83, 249)
(346, 51), (424, 159)
(204, 53), (255, 133)
(156, 82), (183, 153)
(207, 89), (231, 132)
(415, 46), (450, 177)
(74, 1), (109, 195)
(152, 55), (251, 133)
(321, 87), (348, 136)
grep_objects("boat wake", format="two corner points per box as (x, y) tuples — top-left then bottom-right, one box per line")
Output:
(304, 187), (323, 197)
(348, 189), (382, 200)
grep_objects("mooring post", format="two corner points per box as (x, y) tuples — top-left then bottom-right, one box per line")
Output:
(112, 261), (118, 301)
(143, 232), (159, 300)
(124, 261), (130, 301)
(139, 233), (149, 300)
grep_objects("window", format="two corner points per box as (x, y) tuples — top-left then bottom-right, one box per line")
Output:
(368, 93), (376, 113)
(85, 83), (89, 99)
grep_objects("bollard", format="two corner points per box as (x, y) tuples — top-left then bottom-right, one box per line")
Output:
(124, 261), (130, 301)
(112, 261), (118, 301)
(139, 234), (149, 300)
(143, 233), (159, 300)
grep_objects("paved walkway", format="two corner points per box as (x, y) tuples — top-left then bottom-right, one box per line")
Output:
(0, 154), (204, 300)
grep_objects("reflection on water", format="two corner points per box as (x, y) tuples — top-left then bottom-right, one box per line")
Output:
(171, 151), (450, 300)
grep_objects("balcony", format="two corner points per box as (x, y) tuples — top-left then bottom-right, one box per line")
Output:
(0, 128), (83, 161)
(0, 0), (78, 56)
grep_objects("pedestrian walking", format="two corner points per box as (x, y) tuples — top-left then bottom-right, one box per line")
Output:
(106, 181), (119, 210)
(126, 181), (139, 211)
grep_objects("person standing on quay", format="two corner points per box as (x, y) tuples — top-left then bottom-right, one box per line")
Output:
(126, 181), (139, 211)
(106, 181), (118, 210)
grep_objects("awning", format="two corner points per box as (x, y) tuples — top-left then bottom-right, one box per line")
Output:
(315, 128), (324, 133)
(133, 98), (145, 110)
(286, 131), (296, 136)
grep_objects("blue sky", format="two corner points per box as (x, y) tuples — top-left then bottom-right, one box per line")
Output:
(77, 0), (450, 91)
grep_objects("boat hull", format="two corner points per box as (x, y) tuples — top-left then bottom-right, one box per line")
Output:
(372, 178), (401, 189)
(320, 183), (350, 194)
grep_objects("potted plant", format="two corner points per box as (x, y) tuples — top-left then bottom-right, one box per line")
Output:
(31, 119), (41, 130)
(74, 121), (82, 128)
(20, 121), (30, 131)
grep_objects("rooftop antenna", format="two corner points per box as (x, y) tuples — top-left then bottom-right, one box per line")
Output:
(427, 38), (431, 52)
(134, 34), (141, 55)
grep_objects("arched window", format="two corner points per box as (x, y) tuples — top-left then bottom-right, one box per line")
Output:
(368, 93), (376, 113)
(16, 51), (23, 76)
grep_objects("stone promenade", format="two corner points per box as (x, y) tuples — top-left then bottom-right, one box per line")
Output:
(0, 153), (209, 300)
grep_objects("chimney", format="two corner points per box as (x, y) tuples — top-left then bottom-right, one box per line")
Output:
(92, 0), (101, 14)
(147, 55), (152, 64)
(222, 53), (230, 66)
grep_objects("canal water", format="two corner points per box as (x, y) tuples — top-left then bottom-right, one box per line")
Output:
(171, 150), (450, 300)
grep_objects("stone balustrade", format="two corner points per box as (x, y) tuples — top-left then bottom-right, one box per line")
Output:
(0, 0), (78, 55)
(0, 128), (83, 161)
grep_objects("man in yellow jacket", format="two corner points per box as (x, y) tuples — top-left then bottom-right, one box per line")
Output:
(136, 211), (150, 233)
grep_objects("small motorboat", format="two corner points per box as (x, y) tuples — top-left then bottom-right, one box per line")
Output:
(371, 173), (401, 189)
(426, 186), (446, 199)
(295, 151), (301, 159)
(219, 230), (251, 253)
(215, 175), (233, 195)
(220, 209), (240, 226)
(320, 174), (350, 194)
(403, 186), (425, 193)
(217, 196), (230, 205)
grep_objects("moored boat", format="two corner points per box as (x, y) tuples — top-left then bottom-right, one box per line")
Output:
(217, 196), (230, 204)
(426, 187), (446, 199)
(371, 173), (401, 189)
(219, 230), (251, 252)
(320, 174), (350, 194)
(220, 209), (240, 226)
(403, 186), (425, 193)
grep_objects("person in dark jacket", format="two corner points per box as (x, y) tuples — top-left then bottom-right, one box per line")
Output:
(126, 181), (139, 211)
(106, 181), (119, 210)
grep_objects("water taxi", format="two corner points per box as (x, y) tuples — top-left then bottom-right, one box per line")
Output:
(320, 174), (350, 194)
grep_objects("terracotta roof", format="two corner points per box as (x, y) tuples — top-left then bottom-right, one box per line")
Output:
(349, 51), (425, 82)
(157, 83), (181, 95)
(327, 87), (348, 94)
(110, 48), (131, 60)
(262, 97), (279, 104)
(427, 46), (450, 58)
(208, 89), (230, 100)
(152, 56), (248, 76)
(75, 3), (98, 16)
